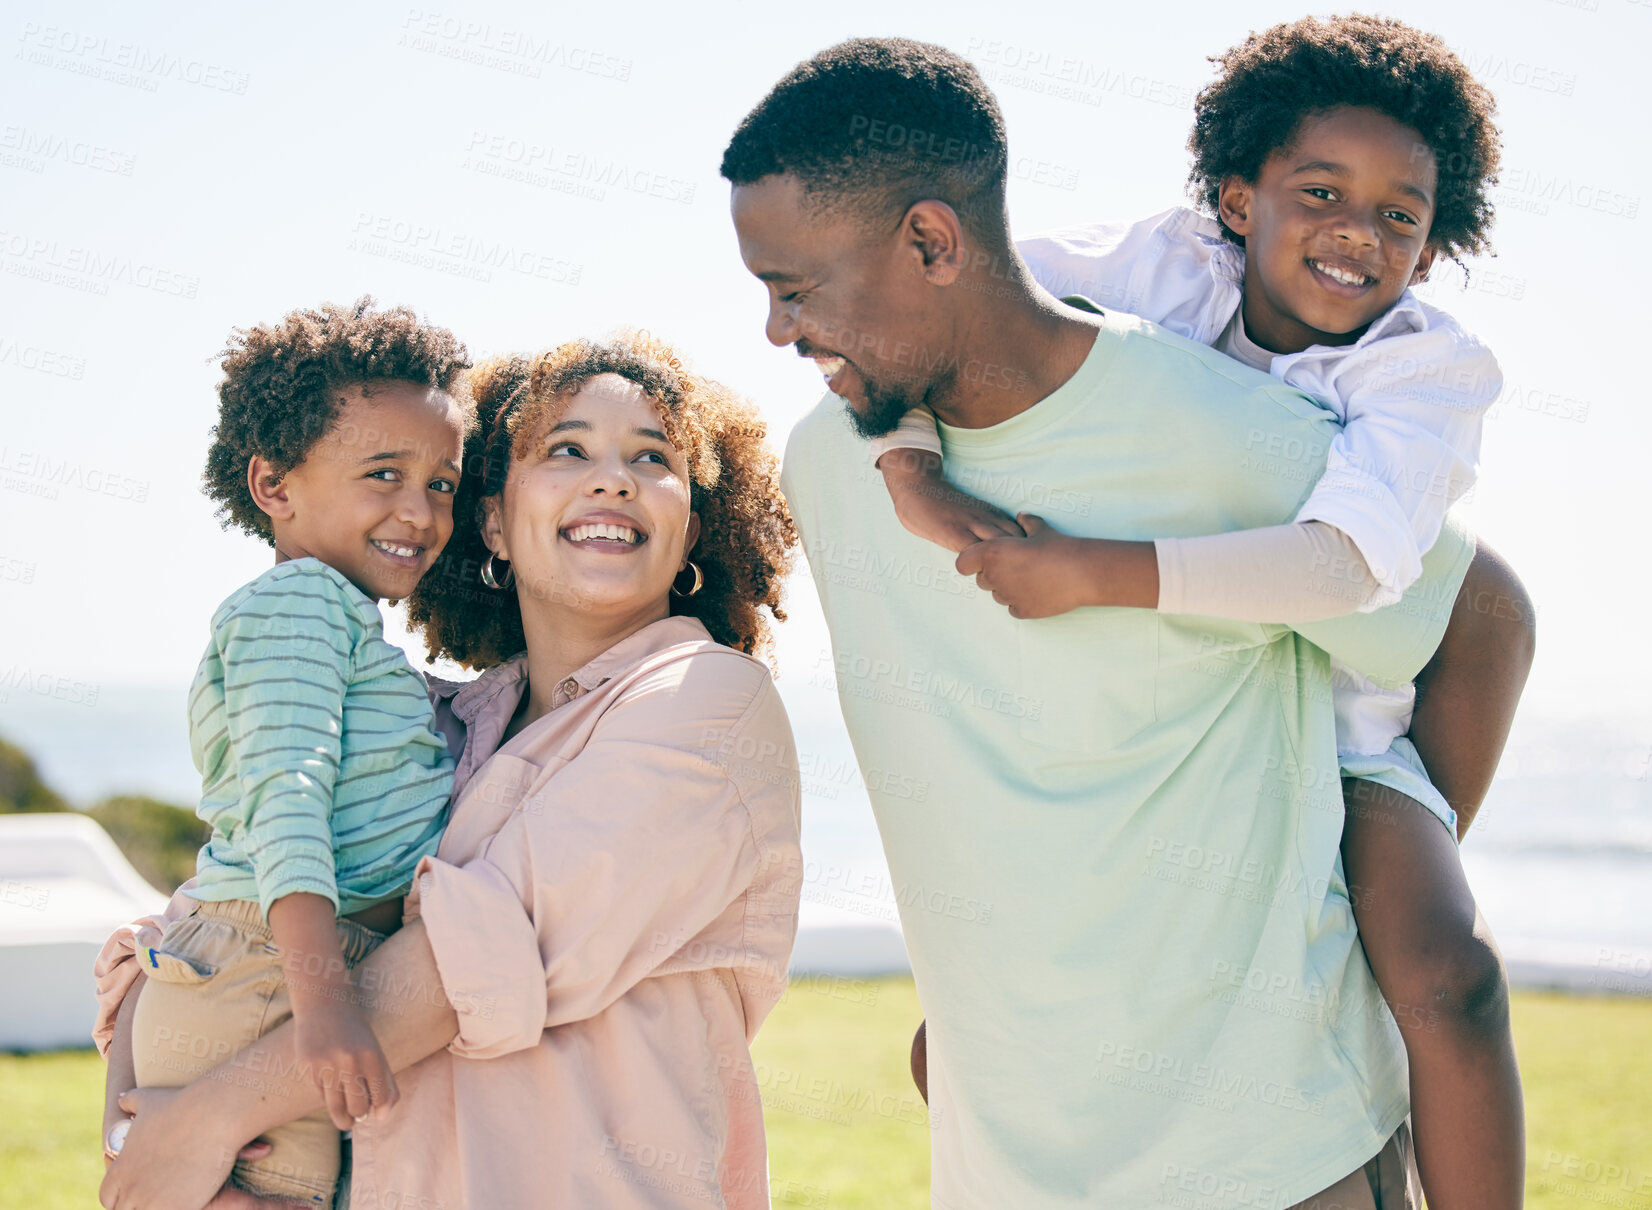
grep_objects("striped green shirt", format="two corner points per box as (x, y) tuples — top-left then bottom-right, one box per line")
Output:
(186, 558), (454, 919)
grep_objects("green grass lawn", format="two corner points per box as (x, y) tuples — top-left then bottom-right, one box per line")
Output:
(5, 984), (1647, 1209)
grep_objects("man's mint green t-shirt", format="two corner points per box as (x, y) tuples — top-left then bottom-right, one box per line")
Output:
(780, 311), (1473, 1209)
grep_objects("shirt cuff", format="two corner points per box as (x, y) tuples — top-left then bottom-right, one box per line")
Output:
(251, 849), (339, 921)
(867, 409), (943, 466)
(1294, 469), (1421, 609)
(410, 854), (547, 1059)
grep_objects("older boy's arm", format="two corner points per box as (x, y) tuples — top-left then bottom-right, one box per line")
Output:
(882, 448), (1024, 553)
(1409, 543), (1536, 839)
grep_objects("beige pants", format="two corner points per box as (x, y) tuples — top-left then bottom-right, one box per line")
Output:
(1287, 1122), (1421, 1210)
(130, 898), (386, 1204)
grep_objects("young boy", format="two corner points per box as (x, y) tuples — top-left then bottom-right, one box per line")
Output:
(888, 17), (1528, 1206)
(104, 299), (472, 1204)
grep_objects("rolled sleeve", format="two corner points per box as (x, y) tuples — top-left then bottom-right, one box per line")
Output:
(1295, 455), (1422, 608)
(409, 854), (548, 1059)
(1296, 323), (1497, 602)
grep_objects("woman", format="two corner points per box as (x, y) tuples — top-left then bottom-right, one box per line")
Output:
(96, 333), (803, 1210)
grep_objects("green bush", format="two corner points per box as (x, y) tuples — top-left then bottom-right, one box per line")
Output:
(0, 738), (69, 814)
(85, 796), (206, 895)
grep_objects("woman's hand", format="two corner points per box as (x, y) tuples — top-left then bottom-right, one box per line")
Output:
(100, 1087), (244, 1210)
(103, 1093), (308, 1210)
(294, 999), (400, 1130)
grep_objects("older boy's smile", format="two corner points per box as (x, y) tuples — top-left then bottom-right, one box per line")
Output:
(1219, 104), (1439, 353)
(1306, 255), (1380, 292)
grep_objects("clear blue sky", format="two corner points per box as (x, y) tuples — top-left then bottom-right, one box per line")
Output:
(2, 0), (1647, 768)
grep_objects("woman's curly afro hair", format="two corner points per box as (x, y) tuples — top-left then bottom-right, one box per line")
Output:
(203, 297), (473, 545)
(1188, 13), (1502, 259)
(405, 332), (797, 670)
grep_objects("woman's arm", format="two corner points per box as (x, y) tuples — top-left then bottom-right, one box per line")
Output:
(100, 921), (458, 1210)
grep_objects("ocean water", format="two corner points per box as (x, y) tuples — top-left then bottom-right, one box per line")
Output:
(4, 679), (1648, 988)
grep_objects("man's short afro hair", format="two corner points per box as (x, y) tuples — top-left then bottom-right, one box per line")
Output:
(721, 37), (1010, 237)
(1188, 13), (1502, 259)
(202, 297), (472, 546)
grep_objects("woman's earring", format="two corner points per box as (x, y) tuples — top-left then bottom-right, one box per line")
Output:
(670, 561), (703, 598)
(481, 554), (515, 590)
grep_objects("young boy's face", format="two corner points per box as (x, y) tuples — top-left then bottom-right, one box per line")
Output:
(256, 380), (465, 601)
(1219, 105), (1439, 353)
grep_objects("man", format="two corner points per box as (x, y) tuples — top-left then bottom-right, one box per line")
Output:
(725, 38), (1479, 1209)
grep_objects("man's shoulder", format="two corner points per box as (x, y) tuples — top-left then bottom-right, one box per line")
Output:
(1098, 310), (1335, 424)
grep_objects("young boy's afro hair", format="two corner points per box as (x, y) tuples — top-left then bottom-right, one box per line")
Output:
(203, 297), (472, 545)
(1188, 13), (1501, 259)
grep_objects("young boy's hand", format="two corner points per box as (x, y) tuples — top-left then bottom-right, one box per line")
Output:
(880, 447), (1024, 554)
(269, 892), (399, 1130)
(294, 998), (400, 1130)
(956, 516), (1160, 618)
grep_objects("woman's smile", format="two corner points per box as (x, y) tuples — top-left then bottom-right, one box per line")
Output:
(560, 509), (649, 552)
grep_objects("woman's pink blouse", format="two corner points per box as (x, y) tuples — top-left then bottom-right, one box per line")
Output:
(93, 617), (804, 1210)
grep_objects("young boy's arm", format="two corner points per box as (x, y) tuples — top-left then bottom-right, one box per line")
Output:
(268, 892), (399, 1127)
(216, 571), (398, 1124)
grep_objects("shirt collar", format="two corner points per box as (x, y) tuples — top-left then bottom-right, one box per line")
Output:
(431, 614), (715, 728)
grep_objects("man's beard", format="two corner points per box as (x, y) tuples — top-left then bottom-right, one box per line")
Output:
(843, 373), (925, 440)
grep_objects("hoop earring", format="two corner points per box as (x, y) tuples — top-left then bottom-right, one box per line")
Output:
(481, 554), (514, 590)
(670, 561), (703, 598)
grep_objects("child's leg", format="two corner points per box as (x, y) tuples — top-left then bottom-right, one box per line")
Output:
(237, 915), (387, 1202)
(1342, 778), (1523, 1210)
(129, 900), (370, 1205)
(1409, 544), (1537, 839)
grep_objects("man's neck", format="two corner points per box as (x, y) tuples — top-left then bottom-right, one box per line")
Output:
(923, 277), (1102, 430)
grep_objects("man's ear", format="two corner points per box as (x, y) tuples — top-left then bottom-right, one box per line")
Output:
(480, 495), (508, 561)
(1410, 243), (1440, 285)
(904, 200), (968, 286)
(247, 456), (295, 523)
(1217, 178), (1256, 239)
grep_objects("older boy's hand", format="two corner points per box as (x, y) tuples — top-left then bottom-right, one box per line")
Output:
(957, 516), (1159, 617)
(881, 448), (1024, 554)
